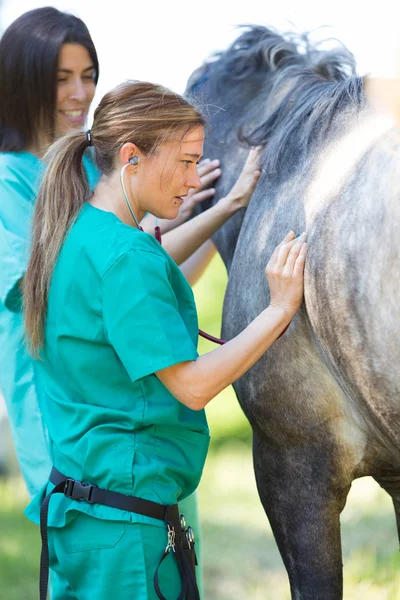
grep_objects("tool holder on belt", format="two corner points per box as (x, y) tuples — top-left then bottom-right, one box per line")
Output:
(39, 467), (199, 600)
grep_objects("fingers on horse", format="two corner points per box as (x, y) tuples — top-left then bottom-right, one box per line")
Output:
(268, 232), (295, 266)
(198, 168), (221, 190)
(283, 238), (303, 277)
(189, 188), (216, 205)
(276, 238), (299, 268)
(248, 146), (262, 161)
(252, 169), (262, 186)
(197, 158), (220, 178)
(196, 158), (210, 174)
(293, 243), (307, 278)
(245, 170), (262, 198)
(281, 231), (296, 244)
(243, 146), (262, 172)
(284, 237), (306, 273)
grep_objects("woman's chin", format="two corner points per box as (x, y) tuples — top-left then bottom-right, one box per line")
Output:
(165, 207), (181, 220)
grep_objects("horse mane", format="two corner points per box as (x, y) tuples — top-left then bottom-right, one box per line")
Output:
(190, 26), (366, 174)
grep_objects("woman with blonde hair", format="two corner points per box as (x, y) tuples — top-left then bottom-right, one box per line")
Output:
(24, 80), (306, 599)
(0, 9), (219, 595)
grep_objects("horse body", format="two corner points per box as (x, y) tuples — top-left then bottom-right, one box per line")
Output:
(188, 27), (400, 599)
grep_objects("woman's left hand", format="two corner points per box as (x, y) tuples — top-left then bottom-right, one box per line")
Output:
(224, 147), (262, 210)
(178, 158), (221, 221)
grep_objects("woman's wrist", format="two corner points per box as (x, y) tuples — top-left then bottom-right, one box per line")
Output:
(216, 194), (243, 217)
(263, 304), (294, 330)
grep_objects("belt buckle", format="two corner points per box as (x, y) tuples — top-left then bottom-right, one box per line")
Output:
(64, 478), (96, 503)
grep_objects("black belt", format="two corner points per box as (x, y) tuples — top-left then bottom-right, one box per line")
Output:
(39, 467), (199, 600)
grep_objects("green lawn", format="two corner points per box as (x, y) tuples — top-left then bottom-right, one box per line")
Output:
(1, 254), (399, 599)
(0, 478), (40, 600)
(1, 452), (400, 600)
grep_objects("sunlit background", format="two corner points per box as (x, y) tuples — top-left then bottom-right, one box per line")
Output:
(1, 1), (400, 598)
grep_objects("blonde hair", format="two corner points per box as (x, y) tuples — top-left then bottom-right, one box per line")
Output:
(24, 80), (206, 356)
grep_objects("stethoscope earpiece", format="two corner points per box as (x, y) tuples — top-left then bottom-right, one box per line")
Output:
(129, 156), (139, 166)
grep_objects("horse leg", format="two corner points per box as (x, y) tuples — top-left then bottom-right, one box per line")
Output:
(373, 473), (400, 547)
(253, 434), (351, 600)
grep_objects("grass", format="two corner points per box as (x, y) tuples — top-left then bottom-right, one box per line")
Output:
(0, 478), (41, 600)
(198, 444), (400, 600)
(1, 254), (399, 598)
(1, 451), (399, 600)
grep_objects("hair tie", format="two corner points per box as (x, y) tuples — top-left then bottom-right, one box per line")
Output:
(85, 129), (93, 146)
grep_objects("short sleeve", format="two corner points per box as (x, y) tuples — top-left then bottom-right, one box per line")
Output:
(0, 177), (33, 311)
(102, 249), (198, 383)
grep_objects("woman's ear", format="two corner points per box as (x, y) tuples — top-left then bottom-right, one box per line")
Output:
(120, 142), (142, 168)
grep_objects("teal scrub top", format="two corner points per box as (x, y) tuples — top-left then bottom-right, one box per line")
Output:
(0, 151), (99, 497)
(26, 203), (210, 529)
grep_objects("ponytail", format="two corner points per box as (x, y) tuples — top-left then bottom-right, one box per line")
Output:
(24, 80), (206, 357)
(24, 131), (89, 356)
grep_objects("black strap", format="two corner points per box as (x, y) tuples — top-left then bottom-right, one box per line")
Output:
(39, 468), (199, 600)
(154, 548), (188, 600)
(154, 514), (199, 600)
(39, 483), (65, 600)
(49, 467), (169, 519)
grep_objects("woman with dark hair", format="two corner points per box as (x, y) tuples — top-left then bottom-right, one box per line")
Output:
(0, 8), (219, 576)
(0, 5), (100, 497)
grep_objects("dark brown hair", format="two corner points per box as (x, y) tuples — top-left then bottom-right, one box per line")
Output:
(0, 6), (99, 152)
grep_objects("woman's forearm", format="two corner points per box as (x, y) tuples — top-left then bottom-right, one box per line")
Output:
(156, 305), (290, 410)
(161, 198), (237, 265)
(180, 240), (216, 286)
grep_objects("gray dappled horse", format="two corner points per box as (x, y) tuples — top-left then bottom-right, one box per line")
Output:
(186, 26), (400, 599)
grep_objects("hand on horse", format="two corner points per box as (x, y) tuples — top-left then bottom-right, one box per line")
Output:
(266, 231), (307, 318)
(223, 147), (262, 210)
(144, 158), (221, 234)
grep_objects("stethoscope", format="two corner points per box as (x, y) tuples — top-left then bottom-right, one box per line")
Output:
(120, 159), (226, 345)
(120, 160), (162, 244)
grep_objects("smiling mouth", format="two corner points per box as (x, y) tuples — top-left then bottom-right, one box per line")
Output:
(60, 110), (86, 119)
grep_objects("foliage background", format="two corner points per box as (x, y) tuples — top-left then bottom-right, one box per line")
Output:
(1, 254), (399, 599)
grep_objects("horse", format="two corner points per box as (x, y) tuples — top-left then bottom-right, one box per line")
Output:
(186, 26), (400, 599)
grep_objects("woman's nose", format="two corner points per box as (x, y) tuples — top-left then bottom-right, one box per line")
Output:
(69, 78), (87, 102)
(186, 168), (202, 190)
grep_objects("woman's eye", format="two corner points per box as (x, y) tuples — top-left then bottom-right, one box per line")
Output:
(183, 161), (192, 167)
(57, 73), (96, 85)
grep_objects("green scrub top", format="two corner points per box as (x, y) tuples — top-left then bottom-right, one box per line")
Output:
(0, 151), (99, 496)
(26, 203), (210, 529)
